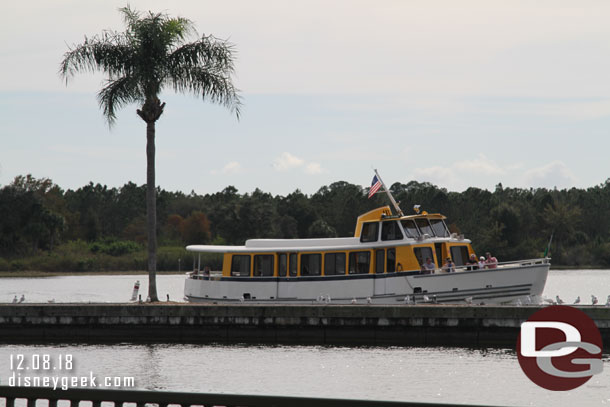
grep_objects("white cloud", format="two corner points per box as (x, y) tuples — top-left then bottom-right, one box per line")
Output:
(273, 152), (304, 171)
(211, 161), (242, 175)
(305, 162), (325, 175)
(523, 161), (577, 189)
(453, 154), (505, 176)
(272, 152), (326, 175)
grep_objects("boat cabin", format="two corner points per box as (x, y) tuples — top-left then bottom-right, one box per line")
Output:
(189, 206), (476, 279)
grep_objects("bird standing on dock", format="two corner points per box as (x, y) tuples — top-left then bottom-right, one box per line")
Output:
(12, 296), (17, 304)
(351, 298), (357, 304)
(324, 295), (331, 304)
(18, 295), (25, 303)
(573, 296), (581, 305)
(555, 295), (564, 305)
(464, 296), (473, 304)
(366, 297), (372, 304)
(592, 295), (598, 305)
(403, 295), (412, 304)
(423, 295), (430, 303)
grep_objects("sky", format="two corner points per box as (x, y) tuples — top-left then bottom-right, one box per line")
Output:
(1, 0), (609, 196)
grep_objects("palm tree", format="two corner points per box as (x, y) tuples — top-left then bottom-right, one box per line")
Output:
(60, 7), (241, 301)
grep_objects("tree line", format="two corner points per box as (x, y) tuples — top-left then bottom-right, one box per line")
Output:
(1, 174), (609, 271)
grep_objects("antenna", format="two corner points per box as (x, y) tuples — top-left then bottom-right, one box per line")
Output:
(374, 169), (404, 216)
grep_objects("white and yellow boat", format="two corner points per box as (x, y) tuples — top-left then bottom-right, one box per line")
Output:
(184, 175), (550, 305)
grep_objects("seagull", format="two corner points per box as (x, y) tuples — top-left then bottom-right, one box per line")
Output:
(316, 294), (324, 303)
(12, 296), (18, 304)
(542, 297), (554, 305)
(18, 295), (25, 303)
(464, 296), (473, 304)
(403, 295), (412, 304)
(515, 299), (522, 306)
(239, 295), (245, 303)
(423, 295), (430, 303)
(555, 295), (564, 305)
(432, 295), (438, 304)
(47, 299), (55, 303)
(351, 298), (357, 304)
(573, 296), (581, 305)
(324, 295), (331, 304)
(591, 295), (598, 305)
(366, 297), (372, 304)
(605, 295), (610, 307)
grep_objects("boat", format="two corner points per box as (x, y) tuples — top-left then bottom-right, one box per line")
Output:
(184, 173), (550, 305)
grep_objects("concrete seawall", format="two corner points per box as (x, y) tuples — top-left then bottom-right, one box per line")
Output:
(1, 304), (609, 349)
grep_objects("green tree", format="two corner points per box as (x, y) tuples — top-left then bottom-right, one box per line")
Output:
(60, 7), (240, 300)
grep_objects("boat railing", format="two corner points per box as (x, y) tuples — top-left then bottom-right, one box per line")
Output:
(432, 258), (550, 274)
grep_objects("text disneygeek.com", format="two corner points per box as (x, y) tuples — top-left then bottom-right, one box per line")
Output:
(3, 353), (135, 390)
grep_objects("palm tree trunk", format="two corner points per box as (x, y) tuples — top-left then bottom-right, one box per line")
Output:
(146, 120), (159, 302)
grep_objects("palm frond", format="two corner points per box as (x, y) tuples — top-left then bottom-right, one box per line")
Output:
(169, 65), (241, 119)
(97, 76), (142, 125)
(60, 32), (132, 82)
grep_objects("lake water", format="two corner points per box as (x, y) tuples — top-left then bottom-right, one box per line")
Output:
(0, 270), (609, 406)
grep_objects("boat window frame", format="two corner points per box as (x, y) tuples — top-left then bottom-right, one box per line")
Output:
(415, 218), (434, 237)
(230, 254), (251, 277)
(324, 252), (346, 276)
(349, 251), (371, 274)
(413, 246), (434, 268)
(289, 253), (298, 276)
(387, 248), (396, 273)
(375, 249), (385, 274)
(430, 219), (450, 237)
(253, 254), (274, 277)
(360, 222), (379, 243)
(381, 221), (404, 241)
(278, 253), (287, 277)
(450, 245), (469, 267)
(401, 219), (420, 238)
(301, 253), (322, 276)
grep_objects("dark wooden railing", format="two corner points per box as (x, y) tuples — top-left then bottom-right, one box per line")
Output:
(0, 386), (499, 407)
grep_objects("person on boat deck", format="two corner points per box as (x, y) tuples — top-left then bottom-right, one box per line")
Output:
(442, 257), (455, 273)
(478, 256), (486, 270)
(421, 257), (436, 274)
(485, 252), (498, 268)
(203, 266), (210, 276)
(465, 254), (479, 271)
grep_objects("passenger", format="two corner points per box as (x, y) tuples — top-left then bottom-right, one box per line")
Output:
(421, 257), (436, 274)
(485, 252), (498, 269)
(442, 257), (455, 273)
(203, 266), (211, 276)
(465, 254), (479, 271)
(478, 256), (486, 270)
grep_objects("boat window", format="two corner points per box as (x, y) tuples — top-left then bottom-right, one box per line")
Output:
(301, 253), (321, 276)
(278, 253), (287, 277)
(360, 222), (379, 243)
(289, 253), (297, 276)
(381, 221), (404, 241)
(231, 255), (251, 277)
(324, 252), (346, 275)
(375, 249), (384, 273)
(415, 219), (434, 237)
(349, 251), (371, 274)
(413, 247), (433, 267)
(387, 248), (396, 273)
(254, 254), (274, 277)
(450, 246), (469, 266)
(430, 219), (450, 237)
(401, 219), (420, 238)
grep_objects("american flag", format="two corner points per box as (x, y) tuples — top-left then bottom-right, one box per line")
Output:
(368, 175), (382, 198)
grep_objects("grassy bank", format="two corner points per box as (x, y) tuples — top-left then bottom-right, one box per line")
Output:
(0, 240), (222, 274)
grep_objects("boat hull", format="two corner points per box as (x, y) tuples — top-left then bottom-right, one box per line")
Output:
(184, 260), (550, 305)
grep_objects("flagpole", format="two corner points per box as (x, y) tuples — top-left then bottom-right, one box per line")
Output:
(374, 169), (404, 216)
